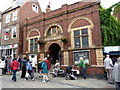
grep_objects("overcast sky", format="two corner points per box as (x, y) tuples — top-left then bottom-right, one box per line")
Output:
(0, 0), (120, 12)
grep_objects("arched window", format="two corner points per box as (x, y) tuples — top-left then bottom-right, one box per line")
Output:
(47, 26), (61, 36)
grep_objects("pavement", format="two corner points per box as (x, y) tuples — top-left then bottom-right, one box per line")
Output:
(2, 71), (115, 88)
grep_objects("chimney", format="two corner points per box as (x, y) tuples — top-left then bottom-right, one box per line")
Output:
(46, 2), (51, 13)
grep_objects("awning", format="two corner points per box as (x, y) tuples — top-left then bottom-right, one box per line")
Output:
(109, 51), (120, 55)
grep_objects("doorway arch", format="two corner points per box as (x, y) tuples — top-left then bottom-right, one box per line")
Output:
(48, 43), (61, 64)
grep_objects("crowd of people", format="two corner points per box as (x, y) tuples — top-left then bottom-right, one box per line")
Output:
(0, 54), (120, 89)
(104, 54), (120, 89)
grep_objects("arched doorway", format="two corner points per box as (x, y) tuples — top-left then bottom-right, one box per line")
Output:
(48, 43), (61, 64)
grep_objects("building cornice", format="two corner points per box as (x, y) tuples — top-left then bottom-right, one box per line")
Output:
(24, 2), (100, 27)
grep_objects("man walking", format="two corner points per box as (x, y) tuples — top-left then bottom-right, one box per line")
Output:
(104, 54), (114, 84)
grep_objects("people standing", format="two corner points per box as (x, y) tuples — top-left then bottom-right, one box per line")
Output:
(10, 58), (19, 82)
(78, 57), (86, 79)
(30, 55), (37, 72)
(53, 60), (60, 77)
(21, 57), (27, 78)
(7, 56), (12, 74)
(0, 58), (5, 75)
(41, 58), (48, 82)
(112, 57), (120, 90)
(45, 57), (51, 79)
(25, 60), (35, 81)
(104, 54), (114, 84)
(17, 55), (21, 70)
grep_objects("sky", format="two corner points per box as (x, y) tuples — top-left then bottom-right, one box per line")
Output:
(0, 0), (120, 12)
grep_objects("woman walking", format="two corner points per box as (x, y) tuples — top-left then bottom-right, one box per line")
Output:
(10, 58), (19, 82)
(41, 58), (48, 82)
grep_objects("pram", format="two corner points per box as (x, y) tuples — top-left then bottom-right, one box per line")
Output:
(53, 68), (65, 77)
(65, 65), (77, 80)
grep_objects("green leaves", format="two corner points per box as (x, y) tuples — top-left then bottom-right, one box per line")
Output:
(100, 3), (120, 46)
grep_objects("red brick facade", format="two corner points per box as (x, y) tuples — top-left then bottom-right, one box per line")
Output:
(22, 1), (104, 76)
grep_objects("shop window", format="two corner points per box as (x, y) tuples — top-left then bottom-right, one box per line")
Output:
(74, 28), (89, 48)
(4, 29), (10, 40)
(74, 50), (90, 64)
(12, 11), (17, 21)
(32, 3), (38, 13)
(47, 26), (61, 36)
(6, 14), (10, 23)
(12, 26), (17, 38)
(30, 38), (38, 52)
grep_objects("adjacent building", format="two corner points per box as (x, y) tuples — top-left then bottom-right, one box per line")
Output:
(0, 0), (41, 58)
(23, 1), (104, 76)
(0, 11), (2, 58)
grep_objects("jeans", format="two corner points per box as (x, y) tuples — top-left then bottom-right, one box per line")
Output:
(12, 70), (17, 81)
(115, 82), (120, 90)
(82, 67), (86, 79)
(7, 64), (11, 73)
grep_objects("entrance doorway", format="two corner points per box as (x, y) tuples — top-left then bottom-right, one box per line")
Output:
(48, 43), (61, 64)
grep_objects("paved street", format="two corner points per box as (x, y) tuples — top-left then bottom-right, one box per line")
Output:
(1, 71), (115, 89)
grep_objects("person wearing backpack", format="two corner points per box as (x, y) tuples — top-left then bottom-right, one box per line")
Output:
(78, 57), (86, 79)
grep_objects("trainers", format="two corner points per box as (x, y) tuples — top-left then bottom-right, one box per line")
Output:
(42, 80), (46, 83)
(32, 78), (35, 81)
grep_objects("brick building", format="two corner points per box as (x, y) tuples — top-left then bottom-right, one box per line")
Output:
(0, 0), (41, 58)
(0, 11), (2, 58)
(23, 1), (104, 76)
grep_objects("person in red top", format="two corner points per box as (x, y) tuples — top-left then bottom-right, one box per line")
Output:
(45, 57), (51, 81)
(11, 58), (19, 82)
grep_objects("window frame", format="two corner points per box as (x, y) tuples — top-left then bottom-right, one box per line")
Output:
(47, 26), (61, 36)
(6, 14), (10, 23)
(12, 11), (17, 21)
(73, 28), (89, 48)
(32, 3), (38, 13)
(4, 28), (10, 40)
(11, 26), (17, 38)
(30, 38), (38, 53)
(73, 50), (90, 65)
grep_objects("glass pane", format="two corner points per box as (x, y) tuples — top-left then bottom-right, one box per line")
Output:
(82, 36), (89, 48)
(82, 29), (88, 35)
(34, 43), (38, 52)
(57, 27), (61, 34)
(30, 45), (33, 52)
(74, 30), (80, 36)
(47, 29), (51, 36)
(34, 38), (38, 43)
(30, 39), (33, 44)
(74, 51), (89, 64)
(52, 26), (56, 33)
(74, 37), (81, 48)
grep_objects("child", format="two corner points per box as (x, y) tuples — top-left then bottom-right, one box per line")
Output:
(25, 60), (35, 81)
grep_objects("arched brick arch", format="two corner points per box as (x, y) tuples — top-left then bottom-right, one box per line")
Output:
(44, 23), (63, 37)
(27, 29), (41, 39)
(47, 41), (62, 51)
(68, 17), (94, 32)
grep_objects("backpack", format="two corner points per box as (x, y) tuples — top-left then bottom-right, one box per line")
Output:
(84, 59), (89, 65)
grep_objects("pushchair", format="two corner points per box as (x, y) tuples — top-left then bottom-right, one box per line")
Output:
(53, 68), (65, 77)
(65, 65), (77, 80)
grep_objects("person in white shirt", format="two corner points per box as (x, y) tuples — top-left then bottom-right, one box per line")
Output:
(104, 54), (114, 84)
(30, 55), (37, 72)
(53, 60), (60, 77)
(112, 57), (120, 90)
(0, 59), (5, 76)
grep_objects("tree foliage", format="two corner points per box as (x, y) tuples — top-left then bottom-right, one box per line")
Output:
(100, 2), (120, 46)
